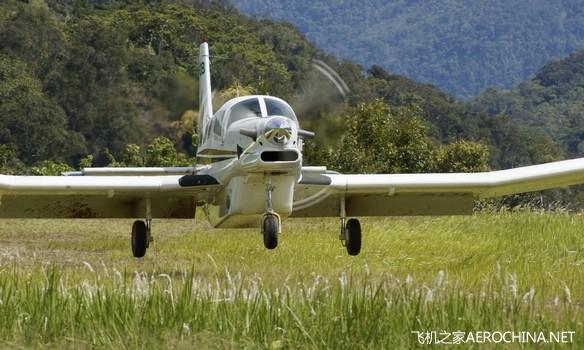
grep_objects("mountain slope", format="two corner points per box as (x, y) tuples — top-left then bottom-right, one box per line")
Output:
(232, 0), (584, 98)
(470, 50), (584, 158)
(0, 0), (573, 177)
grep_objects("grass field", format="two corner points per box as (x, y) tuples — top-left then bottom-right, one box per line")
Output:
(0, 212), (583, 349)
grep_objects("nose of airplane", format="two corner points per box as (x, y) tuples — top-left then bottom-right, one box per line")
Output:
(264, 117), (293, 145)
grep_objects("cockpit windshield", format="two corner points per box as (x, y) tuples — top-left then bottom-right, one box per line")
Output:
(228, 98), (262, 125)
(265, 98), (297, 121)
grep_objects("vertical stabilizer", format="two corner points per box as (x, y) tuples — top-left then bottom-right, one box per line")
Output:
(198, 42), (213, 140)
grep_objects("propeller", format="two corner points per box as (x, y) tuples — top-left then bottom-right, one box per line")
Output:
(210, 54), (349, 153)
(288, 59), (350, 147)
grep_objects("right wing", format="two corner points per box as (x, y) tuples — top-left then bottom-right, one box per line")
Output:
(293, 158), (584, 217)
(0, 174), (220, 219)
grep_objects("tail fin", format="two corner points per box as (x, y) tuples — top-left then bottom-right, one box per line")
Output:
(198, 42), (213, 139)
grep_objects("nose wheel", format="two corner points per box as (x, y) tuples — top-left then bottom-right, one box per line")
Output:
(262, 214), (279, 249)
(262, 176), (281, 250)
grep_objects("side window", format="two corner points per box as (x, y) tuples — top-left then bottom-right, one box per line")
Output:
(204, 120), (212, 141)
(212, 119), (221, 135)
(213, 110), (225, 136)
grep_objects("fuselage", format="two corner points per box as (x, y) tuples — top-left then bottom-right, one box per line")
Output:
(196, 95), (304, 227)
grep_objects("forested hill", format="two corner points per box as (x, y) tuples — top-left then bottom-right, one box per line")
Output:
(232, 0), (584, 99)
(0, 0), (313, 169)
(0, 0), (580, 184)
(470, 50), (584, 159)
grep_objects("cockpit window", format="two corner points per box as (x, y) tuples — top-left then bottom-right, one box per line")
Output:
(265, 98), (296, 121)
(228, 98), (262, 125)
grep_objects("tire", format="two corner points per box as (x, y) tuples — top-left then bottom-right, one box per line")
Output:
(263, 215), (279, 250)
(346, 218), (361, 256)
(131, 220), (148, 258)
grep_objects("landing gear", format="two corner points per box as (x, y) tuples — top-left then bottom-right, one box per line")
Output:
(131, 220), (148, 257)
(131, 198), (153, 258)
(339, 197), (361, 256)
(344, 219), (361, 256)
(262, 175), (281, 250)
(263, 214), (279, 249)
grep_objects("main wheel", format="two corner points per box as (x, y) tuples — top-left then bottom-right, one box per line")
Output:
(263, 215), (279, 249)
(345, 218), (361, 256)
(131, 220), (148, 258)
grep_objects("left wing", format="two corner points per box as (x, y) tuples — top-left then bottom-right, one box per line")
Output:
(293, 158), (584, 217)
(0, 174), (220, 218)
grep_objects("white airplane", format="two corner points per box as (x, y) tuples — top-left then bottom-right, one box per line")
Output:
(2, 42), (584, 258)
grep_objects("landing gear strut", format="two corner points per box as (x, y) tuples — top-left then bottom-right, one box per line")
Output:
(262, 175), (280, 250)
(131, 198), (153, 258)
(339, 197), (361, 256)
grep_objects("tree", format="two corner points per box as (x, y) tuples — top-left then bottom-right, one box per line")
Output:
(123, 144), (143, 167)
(0, 144), (23, 174)
(330, 100), (437, 174)
(0, 55), (73, 164)
(145, 136), (192, 167)
(436, 140), (490, 173)
(78, 154), (93, 168)
(30, 160), (72, 176)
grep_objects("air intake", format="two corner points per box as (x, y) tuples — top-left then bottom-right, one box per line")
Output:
(260, 151), (299, 162)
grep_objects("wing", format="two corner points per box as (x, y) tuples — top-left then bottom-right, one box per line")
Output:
(292, 158), (584, 217)
(0, 174), (220, 219)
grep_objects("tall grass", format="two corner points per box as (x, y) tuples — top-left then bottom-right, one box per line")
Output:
(0, 265), (580, 349)
(0, 212), (582, 348)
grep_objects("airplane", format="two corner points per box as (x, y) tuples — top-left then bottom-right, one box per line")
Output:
(2, 42), (584, 258)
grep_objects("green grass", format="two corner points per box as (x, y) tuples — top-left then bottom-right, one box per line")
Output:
(0, 212), (583, 348)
